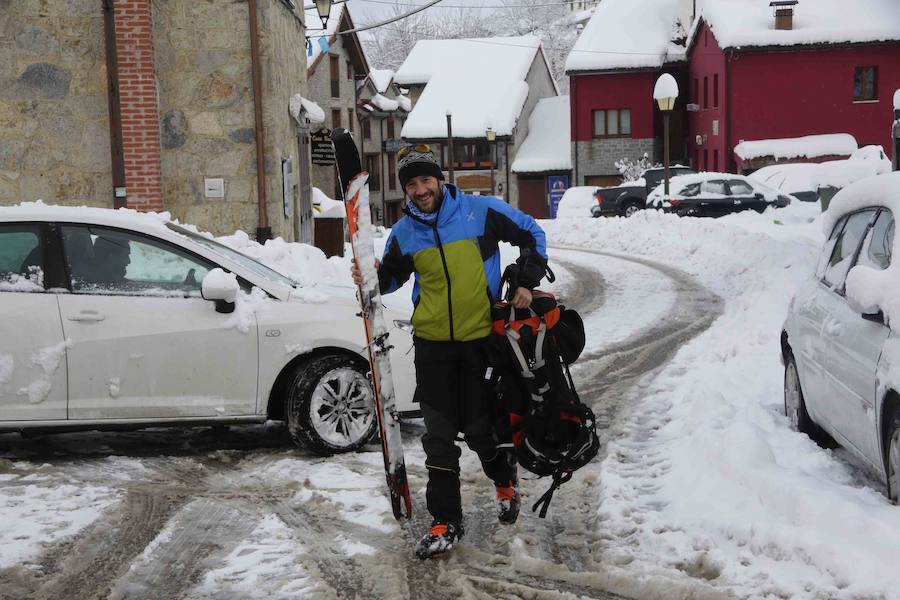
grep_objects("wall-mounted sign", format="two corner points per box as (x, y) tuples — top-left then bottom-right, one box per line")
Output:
(310, 129), (335, 166)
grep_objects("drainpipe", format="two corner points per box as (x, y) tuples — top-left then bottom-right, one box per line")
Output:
(102, 0), (126, 208)
(249, 0), (270, 241)
(504, 140), (510, 203)
(571, 76), (579, 185)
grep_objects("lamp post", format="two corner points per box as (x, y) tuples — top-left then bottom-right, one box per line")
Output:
(446, 109), (455, 185)
(654, 73), (679, 197)
(314, 0), (333, 27)
(486, 126), (496, 195)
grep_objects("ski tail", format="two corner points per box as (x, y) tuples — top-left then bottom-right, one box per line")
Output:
(330, 127), (413, 522)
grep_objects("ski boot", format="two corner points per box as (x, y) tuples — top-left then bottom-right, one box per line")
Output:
(496, 482), (520, 524)
(415, 521), (463, 559)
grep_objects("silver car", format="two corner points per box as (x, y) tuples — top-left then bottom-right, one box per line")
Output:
(781, 180), (899, 501)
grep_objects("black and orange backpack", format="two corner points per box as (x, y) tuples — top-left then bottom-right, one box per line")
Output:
(489, 273), (599, 518)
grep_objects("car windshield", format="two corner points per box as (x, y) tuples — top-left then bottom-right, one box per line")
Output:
(165, 223), (299, 288)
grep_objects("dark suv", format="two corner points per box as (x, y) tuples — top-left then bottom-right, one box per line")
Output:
(592, 166), (696, 218)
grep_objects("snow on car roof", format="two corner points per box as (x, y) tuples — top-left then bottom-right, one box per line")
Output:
(565, 0), (688, 73)
(832, 172), (900, 331)
(398, 36), (543, 138)
(0, 201), (172, 233)
(510, 96), (571, 173)
(822, 171), (900, 236)
(748, 163), (820, 193)
(703, 0), (900, 49)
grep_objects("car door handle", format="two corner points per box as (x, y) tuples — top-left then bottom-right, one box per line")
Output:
(824, 319), (842, 337)
(68, 310), (106, 322)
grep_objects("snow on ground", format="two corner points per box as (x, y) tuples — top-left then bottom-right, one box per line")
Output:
(542, 201), (900, 599)
(0, 457), (145, 569)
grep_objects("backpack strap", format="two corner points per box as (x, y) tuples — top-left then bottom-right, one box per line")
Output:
(531, 469), (573, 518)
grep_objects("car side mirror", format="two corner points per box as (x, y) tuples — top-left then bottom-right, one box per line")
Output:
(201, 268), (238, 313)
(846, 292), (883, 323)
(755, 192), (764, 200)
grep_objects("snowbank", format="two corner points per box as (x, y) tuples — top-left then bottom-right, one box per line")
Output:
(541, 201), (900, 599)
(813, 145), (892, 189)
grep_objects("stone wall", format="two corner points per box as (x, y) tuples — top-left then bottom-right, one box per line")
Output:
(0, 0), (113, 207)
(153, 0), (307, 239)
(573, 137), (659, 185)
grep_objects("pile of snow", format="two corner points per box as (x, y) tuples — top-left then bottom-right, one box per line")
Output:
(704, 0), (900, 49)
(312, 187), (345, 219)
(289, 95), (325, 124)
(813, 145), (893, 189)
(555, 186), (597, 217)
(652, 73), (678, 101)
(397, 35), (542, 138)
(542, 201), (900, 599)
(826, 172), (900, 329)
(734, 133), (857, 162)
(511, 96), (571, 173)
(565, 0), (687, 72)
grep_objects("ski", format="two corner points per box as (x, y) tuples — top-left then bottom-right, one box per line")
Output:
(330, 127), (413, 522)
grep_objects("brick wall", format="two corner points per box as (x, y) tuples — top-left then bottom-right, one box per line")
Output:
(115, 0), (164, 212)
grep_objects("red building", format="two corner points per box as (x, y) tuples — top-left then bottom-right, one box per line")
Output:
(564, 0), (691, 186)
(689, 1), (900, 173)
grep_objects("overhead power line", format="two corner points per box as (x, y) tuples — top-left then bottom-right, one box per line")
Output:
(305, 0), (445, 35)
(355, 0), (597, 8)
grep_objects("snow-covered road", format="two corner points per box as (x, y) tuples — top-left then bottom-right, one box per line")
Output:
(5, 201), (900, 600)
(0, 247), (716, 600)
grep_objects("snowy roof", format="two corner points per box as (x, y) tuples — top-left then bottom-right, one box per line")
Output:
(398, 36), (545, 139)
(370, 93), (399, 112)
(394, 35), (541, 86)
(734, 133), (858, 161)
(369, 69), (394, 94)
(511, 96), (571, 173)
(702, 0), (900, 49)
(565, 0), (689, 73)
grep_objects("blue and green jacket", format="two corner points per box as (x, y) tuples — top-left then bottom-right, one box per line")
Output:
(378, 184), (547, 342)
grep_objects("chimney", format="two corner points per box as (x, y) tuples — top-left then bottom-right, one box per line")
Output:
(769, 1), (799, 31)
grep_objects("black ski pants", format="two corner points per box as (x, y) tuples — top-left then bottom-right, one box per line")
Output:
(413, 335), (516, 525)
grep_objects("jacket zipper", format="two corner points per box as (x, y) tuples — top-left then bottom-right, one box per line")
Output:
(431, 223), (455, 341)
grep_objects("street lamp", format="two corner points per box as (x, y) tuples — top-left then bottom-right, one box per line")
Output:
(486, 125), (496, 195)
(314, 0), (333, 28)
(654, 73), (679, 197)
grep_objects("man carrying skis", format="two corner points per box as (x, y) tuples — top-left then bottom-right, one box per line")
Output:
(352, 144), (547, 559)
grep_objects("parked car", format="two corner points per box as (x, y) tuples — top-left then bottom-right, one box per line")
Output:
(748, 163), (819, 203)
(647, 172), (792, 217)
(781, 172), (900, 501)
(591, 166), (696, 218)
(0, 204), (417, 454)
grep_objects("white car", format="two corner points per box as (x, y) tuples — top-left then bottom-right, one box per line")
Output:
(0, 204), (417, 454)
(781, 172), (900, 501)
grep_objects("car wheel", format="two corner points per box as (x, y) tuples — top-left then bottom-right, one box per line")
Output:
(286, 354), (377, 455)
(784, 353), (815, 435)
(623, 202), (642, 218)
(886, 408), (900, 503)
